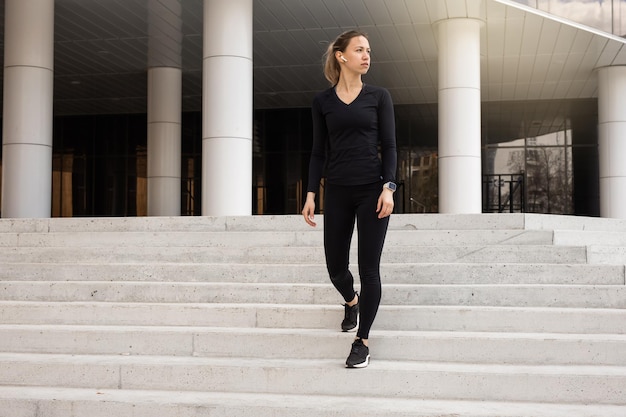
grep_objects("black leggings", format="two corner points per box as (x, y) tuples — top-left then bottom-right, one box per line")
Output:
(323, 182), (390, 340)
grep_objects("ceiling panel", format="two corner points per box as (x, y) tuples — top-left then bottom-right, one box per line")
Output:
(545, 53), (568, 82)
(414, 23), (439, 60)
(282, 0), (320, 29)
(405, 0), (432, 24)
(359, 0), (389, 26)
(594, 38), (621, 67)
(320, 0), (354, 27)
(567, 79), (587, 98)
(612, 44), (626, 65)
(181, 35), (202, 70)
(571, 29), (594, 55)
(417, 60), (437, 88)
(535, 18), (560, 54)
(516, 55), (534, 86)
(554, 24), (579, 54)
(468, 0), (487, 19)
(374, 26), (407, 61)
(530, 55), (551, 86)
(264, 0), (301, 30)
(519, 13), (543, 56)
(502, 56), (520, 94)
(0, 0), (624, 118)
(486, 17), (506, 58)
(395, 25), (424, 61)
(424, 0), (448, 22)
(445, 0), (468, 18)
(504, 14), (524, 56)
(579, 77), (598, 98)
(181, 0), (203, 33)
(384, 0), (413, 25)
(299, 1), (335, 28)
(486, 0), (507, 20)
(554, 80), (572, 97)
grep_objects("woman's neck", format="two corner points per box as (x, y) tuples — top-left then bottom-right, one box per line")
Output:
(335, 74), (363, 93)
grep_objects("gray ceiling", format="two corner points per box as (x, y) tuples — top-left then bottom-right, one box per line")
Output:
(1, 0), (626, 117)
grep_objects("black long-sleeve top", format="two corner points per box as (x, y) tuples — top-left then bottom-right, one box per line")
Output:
(306, 84), (397, 194)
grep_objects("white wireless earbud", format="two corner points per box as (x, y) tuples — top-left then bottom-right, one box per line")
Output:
(341, 56), (348, 62)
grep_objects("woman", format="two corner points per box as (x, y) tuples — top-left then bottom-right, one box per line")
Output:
(302, 30), (397, 368)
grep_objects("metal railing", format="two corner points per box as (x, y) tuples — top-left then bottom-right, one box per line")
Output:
(483, 174), (525, 213)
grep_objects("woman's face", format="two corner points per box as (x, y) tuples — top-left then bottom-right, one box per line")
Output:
(338, 35), (371, 74)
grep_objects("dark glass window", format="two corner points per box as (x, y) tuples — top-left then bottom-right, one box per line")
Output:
(1, 98), (599, 217)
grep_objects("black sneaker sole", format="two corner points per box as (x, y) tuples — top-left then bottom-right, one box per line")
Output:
(341, 322), (357, 332)
(346, 354), (370, 368)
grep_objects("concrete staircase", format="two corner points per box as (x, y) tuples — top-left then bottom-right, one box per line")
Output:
(0, 213), (625, 417)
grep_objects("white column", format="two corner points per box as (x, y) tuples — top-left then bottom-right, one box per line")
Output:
(202, 0), (253, 216)
(147, 67), (182, 216)
(2, 0), (54, 218)
(597, 66), (626, 218)
(147, 0), (182, 216)
(437, 18), (483, 214)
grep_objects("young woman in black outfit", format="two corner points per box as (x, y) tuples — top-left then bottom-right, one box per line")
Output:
(302, 30), (397, 368)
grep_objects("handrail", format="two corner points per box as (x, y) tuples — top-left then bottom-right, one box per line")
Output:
(483, 174), (525, 213)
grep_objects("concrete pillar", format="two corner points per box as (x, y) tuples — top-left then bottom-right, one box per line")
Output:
(437, 18), (483, 213)
(147, 0), (182, 216)
(597, 66), (626, 218)
(2, 0), (54, 218)
(147, 68), (182, 216)
(202, 0), (253, 216)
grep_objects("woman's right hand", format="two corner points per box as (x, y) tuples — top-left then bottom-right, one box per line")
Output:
(302, 192), (317, 227)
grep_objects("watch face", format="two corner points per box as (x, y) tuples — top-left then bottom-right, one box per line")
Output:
(385, 182), (397, 191)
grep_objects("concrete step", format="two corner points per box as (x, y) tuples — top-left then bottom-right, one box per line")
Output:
(0, 213), (533, 233)
(1, 262), (622, 285)
(588, 246), (626, 264)
(1, 325), (625, 366)
(3, 212), (626, 233)
(2, 301), (626, 333)
(0, 213), (626, 233)
(2, 281), (625, 308)
(2, 386), (625, 417)
(555, 230), (626, 246)
(0, 244), (588, 264)
(0, 229), (555, 248)
(1, 353), (625, 404)
(522, 214), (626, 232)
(1, 213), (625, 416)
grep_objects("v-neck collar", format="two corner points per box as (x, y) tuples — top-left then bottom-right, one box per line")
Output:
(334, 83), (366, 106)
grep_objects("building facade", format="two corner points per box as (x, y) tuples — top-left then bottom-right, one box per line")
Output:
(2, 0), (626, 218)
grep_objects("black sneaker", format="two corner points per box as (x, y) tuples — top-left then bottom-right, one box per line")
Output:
(345, 338), (370, 368)
(341, 294), (359, 332)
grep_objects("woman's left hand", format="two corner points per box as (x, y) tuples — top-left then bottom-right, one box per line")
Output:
(376, 188), (395, 219)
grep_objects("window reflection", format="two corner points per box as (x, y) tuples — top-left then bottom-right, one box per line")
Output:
(511, 0), (626, 37)
(485, 130), (574, 214)
(397, 148), (438, 213)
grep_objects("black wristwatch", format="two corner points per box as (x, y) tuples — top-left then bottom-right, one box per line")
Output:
(383, 181), (397, 192)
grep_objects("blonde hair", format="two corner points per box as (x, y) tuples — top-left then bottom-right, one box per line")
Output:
(323, 30), (369, 86)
